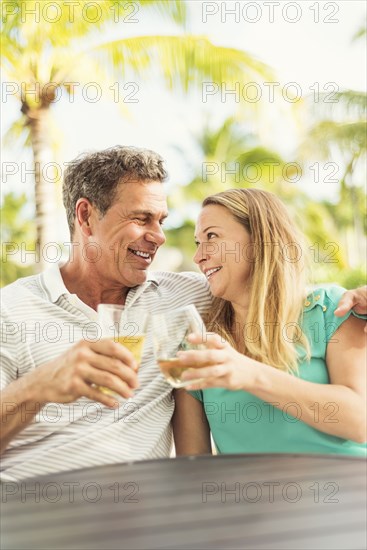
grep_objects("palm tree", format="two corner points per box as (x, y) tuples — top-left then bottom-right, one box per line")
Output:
(1, 0), (270, 269)
(301, 27), (367, 271)
(302, 90), (367, 268)
(178, 117), (284, 204)
(166, 117), (280, 265)
(167, 116), (345, 275)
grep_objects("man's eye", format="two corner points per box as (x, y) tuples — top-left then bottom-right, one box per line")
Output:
(134, 218), (146, 224)
(159, 219), (165, 226)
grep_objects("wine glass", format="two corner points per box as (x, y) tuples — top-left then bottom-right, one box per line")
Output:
(97, 304), (149, 396)
(152, 304), (206, 388)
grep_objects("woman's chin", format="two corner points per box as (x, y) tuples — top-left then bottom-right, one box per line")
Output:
(210, 286), (226, 300)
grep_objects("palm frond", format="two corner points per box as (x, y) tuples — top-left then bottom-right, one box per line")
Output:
(2, 117), (31, 149)
(91, 35), (272, 91)
(304, 88), (367, 124)
(238, 146), (284, 167)
(196, 117), (252, 158)
(331, 90), (367, 116)
(353, 26), (367, 42)
(307, 120), (367, 157)
(0, 1), (187, 46)
(135, 0), (187, 25)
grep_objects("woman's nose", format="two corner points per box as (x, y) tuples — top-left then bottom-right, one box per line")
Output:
(193, 243), (208, 265)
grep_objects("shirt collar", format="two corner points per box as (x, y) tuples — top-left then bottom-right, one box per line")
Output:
(146, 272), (160, 286)
(41, 262), (70, 303)
(41, 263), (160, 305)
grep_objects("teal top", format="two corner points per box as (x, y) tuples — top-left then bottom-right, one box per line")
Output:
(190, 285), (366, 457)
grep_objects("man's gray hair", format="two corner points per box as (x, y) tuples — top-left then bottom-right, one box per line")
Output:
(62, 145), (167, 235)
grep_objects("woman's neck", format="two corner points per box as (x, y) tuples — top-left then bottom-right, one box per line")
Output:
(231, 304), (248, 354)
(232, 303), (248, 326)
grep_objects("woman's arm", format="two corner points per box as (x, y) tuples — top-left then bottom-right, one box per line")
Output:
(172, 389), (212, 455)
(179, 316), (367, 443)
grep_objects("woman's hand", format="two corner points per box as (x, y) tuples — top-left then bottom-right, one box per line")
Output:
(178, 333), (256, 391)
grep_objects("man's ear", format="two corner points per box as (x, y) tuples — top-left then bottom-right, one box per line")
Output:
(75, 198), (93, 237)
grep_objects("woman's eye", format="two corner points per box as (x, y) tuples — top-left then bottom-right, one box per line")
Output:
(207, 232), (217, 240)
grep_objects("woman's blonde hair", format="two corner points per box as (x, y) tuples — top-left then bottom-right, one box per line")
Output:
(202, 188), (310, 373)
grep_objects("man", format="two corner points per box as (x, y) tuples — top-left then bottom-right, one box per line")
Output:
(0, 146), (365, 480)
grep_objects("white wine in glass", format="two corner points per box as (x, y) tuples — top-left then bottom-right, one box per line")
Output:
(152, 304), (206, 388)
(97, 304), (148, 396)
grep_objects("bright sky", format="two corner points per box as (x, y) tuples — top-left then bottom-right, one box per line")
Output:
(1, 0), (366, 243)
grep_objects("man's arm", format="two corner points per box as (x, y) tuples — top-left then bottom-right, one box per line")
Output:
(1, 377), (44, 454)
(0, 339), (138, 454)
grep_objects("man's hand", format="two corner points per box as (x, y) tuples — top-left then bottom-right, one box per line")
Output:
(33, 338), (139, 408)
(1, 338), (139, 453)
(335, 286), (367, 333)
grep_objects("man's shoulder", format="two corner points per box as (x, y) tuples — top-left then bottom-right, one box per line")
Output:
(149, 271), (211, 314)
(151, 270), (209, 290)
(1, 273), (44, 308)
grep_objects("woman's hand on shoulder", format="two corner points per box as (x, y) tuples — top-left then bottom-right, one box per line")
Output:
(177, 333), (256, 391)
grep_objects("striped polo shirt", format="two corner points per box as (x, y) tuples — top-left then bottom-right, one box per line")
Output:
(0, 265), (212, 480)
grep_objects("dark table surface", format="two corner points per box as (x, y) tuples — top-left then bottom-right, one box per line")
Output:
(1, 453), (366, 550)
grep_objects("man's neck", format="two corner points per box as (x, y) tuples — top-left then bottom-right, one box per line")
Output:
(60, 259), (128, 310)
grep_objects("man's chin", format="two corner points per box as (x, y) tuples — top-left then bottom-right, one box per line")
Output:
(120, 266), (149, 287)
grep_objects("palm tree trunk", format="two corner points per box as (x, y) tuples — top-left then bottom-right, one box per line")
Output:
(26, 106), (56, 272)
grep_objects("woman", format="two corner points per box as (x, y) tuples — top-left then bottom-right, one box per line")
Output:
(173, 189), (366, 456)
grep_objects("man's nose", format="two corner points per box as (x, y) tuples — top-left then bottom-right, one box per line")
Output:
(146, 225), (166, 246)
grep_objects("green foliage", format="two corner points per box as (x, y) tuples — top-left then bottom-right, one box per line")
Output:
(301, 86), (367, 282)
(353, 26), (367, 42)
(307, 120), (367, 157)
(167, 108), (367, 283)
(1, 0), (271, 277)
(2, 9), (365, 288)
(0, 193), (36, 287)
(309, 263), (367, 289)
(338, 267), (367, 289)
(181, 120), (287, 206)
(1, 2), (270, 107)
(323, 185), (367, 233)
(165, 221), (198, 270)
(0, 258), (35, 288)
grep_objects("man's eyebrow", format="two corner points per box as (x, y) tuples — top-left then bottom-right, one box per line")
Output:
(130, 210), (168, 219)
